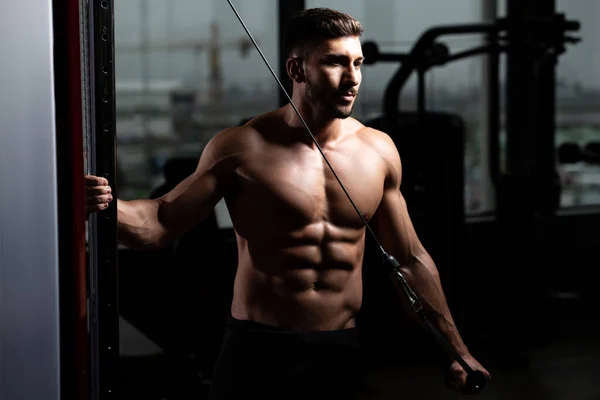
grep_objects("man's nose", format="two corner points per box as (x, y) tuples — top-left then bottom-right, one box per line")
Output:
(343, 66), (360, 87)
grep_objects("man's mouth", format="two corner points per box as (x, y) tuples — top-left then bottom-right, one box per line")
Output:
(337, 90), (357, 102)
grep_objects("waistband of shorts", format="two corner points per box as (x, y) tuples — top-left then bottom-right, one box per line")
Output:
(225, 314), (359, 345)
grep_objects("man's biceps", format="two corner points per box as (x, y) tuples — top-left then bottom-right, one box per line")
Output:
(381, 189), (407, 212)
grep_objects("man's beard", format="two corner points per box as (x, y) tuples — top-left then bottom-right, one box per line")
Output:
(305, 75), (356, 120)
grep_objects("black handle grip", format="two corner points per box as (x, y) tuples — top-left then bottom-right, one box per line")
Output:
(464, 370), (487, 395)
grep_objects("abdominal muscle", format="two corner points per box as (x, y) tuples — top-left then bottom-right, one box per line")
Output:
(230, 221), (366, 332)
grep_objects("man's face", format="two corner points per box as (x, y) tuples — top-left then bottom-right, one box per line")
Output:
(302, 36), (364, 120)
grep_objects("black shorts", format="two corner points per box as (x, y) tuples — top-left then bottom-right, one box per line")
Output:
(209, 315), (368, 400)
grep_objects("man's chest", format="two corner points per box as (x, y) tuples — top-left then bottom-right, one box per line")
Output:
(234, 143), (387, 227)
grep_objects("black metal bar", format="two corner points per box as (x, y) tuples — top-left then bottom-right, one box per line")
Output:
(505, 8), (530, 175)
(383, 22), (498, 123)
(375, 53), (411, 63)
(536, 0), (560, 216)
(368, 44), (497, 68)
(87, 0), (119, 399)
(361, 42), (410, 65)
(488, 32), (501, 185)
(442, 44), (499, 65)
(494, 0), (559, 369)
(278, 0), (304, 107)
(417, 68), (426, 116)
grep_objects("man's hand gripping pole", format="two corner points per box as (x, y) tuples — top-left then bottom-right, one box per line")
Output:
(225, 0), (486, 394)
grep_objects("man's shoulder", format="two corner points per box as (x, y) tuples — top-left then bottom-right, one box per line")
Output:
(207, 114), (273, 150)
(351, 123), (402, 181)
(355, 123), (398, 156)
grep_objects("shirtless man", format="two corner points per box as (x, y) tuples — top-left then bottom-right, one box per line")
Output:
(86, 7), (489, 399)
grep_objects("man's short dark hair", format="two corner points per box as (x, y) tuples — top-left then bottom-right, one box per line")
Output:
(283, 8), (364, 60)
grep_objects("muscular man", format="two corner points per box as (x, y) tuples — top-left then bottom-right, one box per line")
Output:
(86, 8), (490, 399)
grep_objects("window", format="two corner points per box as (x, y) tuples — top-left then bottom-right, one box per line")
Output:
(496, 0), (600, 208)
(112, 0), (280, 392)
(555, 0), (600, 207)
(114, 0), (280, 225)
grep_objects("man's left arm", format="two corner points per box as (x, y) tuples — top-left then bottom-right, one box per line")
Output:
(369, 132), (490, 389)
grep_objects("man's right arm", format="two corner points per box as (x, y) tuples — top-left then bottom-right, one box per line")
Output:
(86, 127), (238, 250)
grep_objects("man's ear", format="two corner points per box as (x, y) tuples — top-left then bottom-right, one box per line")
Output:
(286, 57), (306, 83)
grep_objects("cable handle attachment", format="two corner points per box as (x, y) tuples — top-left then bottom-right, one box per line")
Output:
(382, 250), (423, 313)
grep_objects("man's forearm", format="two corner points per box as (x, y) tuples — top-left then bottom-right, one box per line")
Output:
(393, 251), (469, 356)
(117, 198), (167, 250)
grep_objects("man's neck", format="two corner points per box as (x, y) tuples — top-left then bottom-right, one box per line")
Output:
(283, 102), (343, 147)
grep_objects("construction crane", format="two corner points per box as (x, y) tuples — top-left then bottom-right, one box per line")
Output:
(114, 1), (258, 188)
(116, 21), (254, 105)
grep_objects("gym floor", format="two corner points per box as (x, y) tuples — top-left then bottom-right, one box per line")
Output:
(365, 334), (600, 399)
(117, 300), (600, 400)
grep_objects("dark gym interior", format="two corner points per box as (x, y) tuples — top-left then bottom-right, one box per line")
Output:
(2, 1), (600, 400)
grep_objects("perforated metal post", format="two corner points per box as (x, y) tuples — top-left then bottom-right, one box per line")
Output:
(85, 0), (119, 398)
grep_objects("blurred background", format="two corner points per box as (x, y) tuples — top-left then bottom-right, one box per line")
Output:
(112, 0), (600, 212)
(107, 0), (600, 398)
